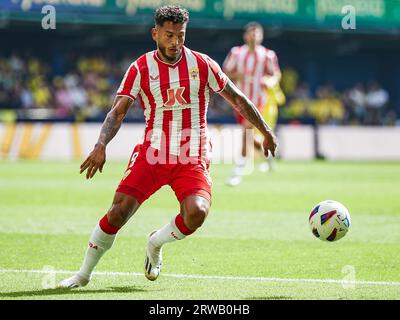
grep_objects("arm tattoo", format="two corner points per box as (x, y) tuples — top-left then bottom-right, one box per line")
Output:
(98, 111), (123, 146)
(96, 96), (131, 146)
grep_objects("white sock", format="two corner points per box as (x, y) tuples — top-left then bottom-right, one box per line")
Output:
(233, 157), (247, 176)
(236, 156), (247, 167)
(150, 215), (189, 248)
(77, 223), (116, 280)
(268, 156), (273, 168)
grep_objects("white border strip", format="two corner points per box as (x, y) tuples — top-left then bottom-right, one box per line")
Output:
(1, 269), (399, 286)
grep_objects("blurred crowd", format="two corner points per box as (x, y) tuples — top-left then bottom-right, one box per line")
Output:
(279, 67), (395, 126)
(0, 53), (397, 126)
(0, 52), (141, 121)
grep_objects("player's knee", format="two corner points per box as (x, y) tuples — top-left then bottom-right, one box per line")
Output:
(107, 205), (128, 227)
(107, 192), (140, 228)
(185, 202), (209, 230)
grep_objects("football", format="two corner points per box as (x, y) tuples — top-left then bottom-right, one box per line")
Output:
(309, 200), (351, 242)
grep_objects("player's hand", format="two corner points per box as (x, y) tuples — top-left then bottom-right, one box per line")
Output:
(262, 130), (278, 158)
(262, 75), (279, 88)
(80, 143), (106, 179)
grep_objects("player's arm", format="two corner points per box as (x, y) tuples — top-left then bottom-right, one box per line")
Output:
(263, 70), (281, 88)
(219, 80), (278, 157)
(262, 50), (281, 88)
(80, 96), (133, 179)
(222, 49), (244, 83)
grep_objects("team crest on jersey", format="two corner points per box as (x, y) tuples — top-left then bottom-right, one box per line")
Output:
(189, 68), (199, 80)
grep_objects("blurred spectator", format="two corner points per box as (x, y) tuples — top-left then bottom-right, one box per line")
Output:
(282, 82), (312, 120)
(343, 83), (366, 125)
(9, 53), (24, 73)
(292, 81), (311, 100)
(0, 84), (8, 109)
(0, 51), (396, 126)
(365, 82), (389, 125)
(311, 84), (345, 125)
(384, 110), (398, 126)
(65, 73), (88, 112)
(54, 77), (74, 117)
(281, 66), (299, 97)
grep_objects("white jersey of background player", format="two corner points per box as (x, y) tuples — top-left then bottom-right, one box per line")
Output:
(223, 22), (281, 186)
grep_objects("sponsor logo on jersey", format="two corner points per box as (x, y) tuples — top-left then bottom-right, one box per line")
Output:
(164, 87), (189, 109)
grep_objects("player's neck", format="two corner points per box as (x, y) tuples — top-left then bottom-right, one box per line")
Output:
(247, 44), (257, 52)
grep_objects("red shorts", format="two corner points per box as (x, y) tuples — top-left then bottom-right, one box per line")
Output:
(234, 104), (264, 126)
(116, 144), (212, 204)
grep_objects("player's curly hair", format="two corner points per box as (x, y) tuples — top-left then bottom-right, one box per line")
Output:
(154, 5), (189, 27)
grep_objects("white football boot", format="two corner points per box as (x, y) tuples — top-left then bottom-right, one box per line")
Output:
(144, 231), (163, 281)
(226, 161), (247, 187)
(226, 174), (242, 187)
(258, 161), (271, 173)
(58, 274), (89, 288)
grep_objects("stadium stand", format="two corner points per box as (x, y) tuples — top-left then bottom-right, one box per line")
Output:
(0, 51), (396, 126)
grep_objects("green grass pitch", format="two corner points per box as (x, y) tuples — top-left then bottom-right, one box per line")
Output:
(0, 159), (399, 300)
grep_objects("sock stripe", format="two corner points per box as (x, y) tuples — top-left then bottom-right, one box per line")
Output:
(99, 215), (120, 235)
(174, 214), (194, 236)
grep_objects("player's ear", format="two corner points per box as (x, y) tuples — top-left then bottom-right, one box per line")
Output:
(242, 32), (247, 43)
(151, 27), (158, 42)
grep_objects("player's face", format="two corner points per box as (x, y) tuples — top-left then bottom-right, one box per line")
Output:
(152, 21), (186, 63)
(244, 27), (263, 47)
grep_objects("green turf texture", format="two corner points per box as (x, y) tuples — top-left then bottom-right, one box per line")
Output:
(0, 160), (399, 300)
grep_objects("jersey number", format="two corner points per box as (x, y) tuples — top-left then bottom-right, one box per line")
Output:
(122, 151), (139, 180)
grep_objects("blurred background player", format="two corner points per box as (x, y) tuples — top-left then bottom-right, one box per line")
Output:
(223, 22), (282, 186)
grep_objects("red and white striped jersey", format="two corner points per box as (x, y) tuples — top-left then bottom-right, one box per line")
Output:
(223, 45), (280, 107)
(117, 46), (228, 163)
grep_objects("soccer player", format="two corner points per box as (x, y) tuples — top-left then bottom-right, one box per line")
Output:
(59, 6), (277, 288)
(223, 22), (281, 186)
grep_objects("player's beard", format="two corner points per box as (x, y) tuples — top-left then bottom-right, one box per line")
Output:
(158, 43), (181, 63)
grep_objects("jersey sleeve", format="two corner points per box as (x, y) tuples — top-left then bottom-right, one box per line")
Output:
(223, 47), (239, 73)
(205, 55), (229, 93)
(116, 61), (141, 100)
(264, 50), (281, 77)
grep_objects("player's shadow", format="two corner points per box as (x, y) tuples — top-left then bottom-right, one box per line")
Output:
(0, 286), (152, 298)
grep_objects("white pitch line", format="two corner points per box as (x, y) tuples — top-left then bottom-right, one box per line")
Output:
(1, 268), (400, 286)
